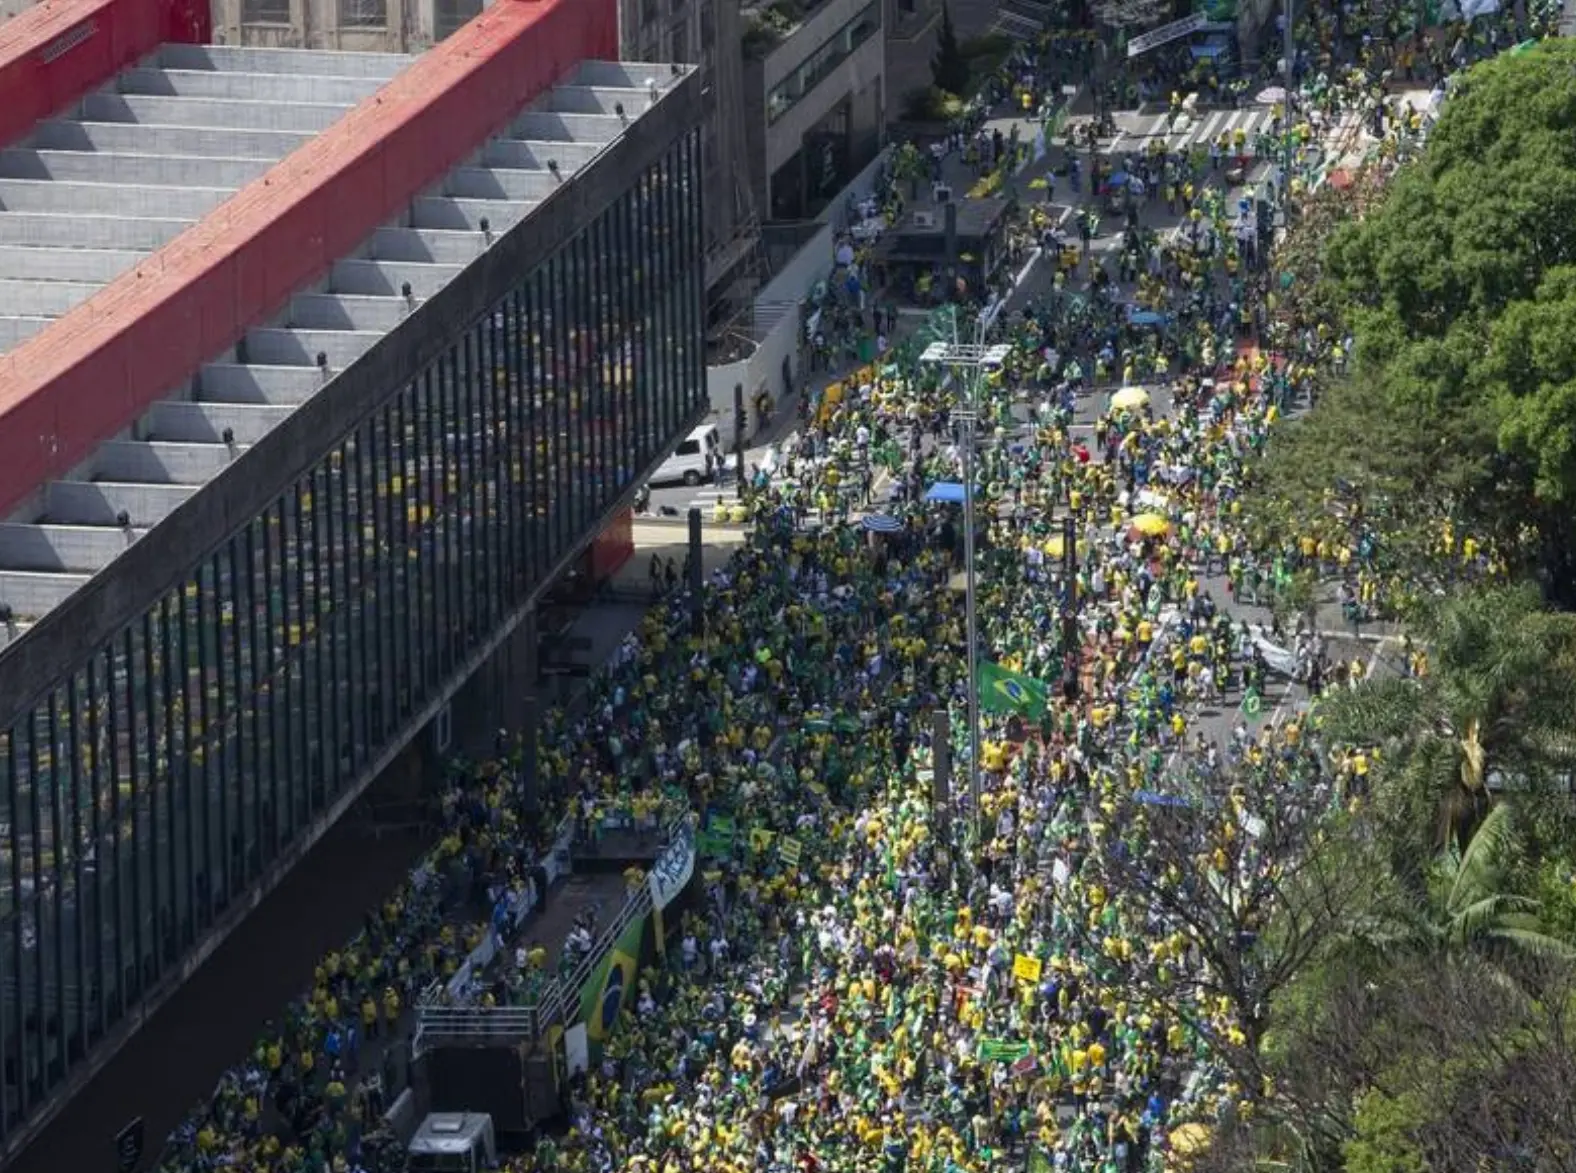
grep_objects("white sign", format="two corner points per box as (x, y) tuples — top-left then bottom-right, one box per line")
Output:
(564, 1023), (590, 1077)
(648, 821), (697, 911)
(1127, 12), (1206, 57)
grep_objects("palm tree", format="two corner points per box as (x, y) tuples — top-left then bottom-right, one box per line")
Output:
(1321, 585), (1576, 860)
(1341, 804), (1575, 984)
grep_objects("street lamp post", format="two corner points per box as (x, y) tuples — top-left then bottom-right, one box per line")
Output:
(921, 331), (1012, 845)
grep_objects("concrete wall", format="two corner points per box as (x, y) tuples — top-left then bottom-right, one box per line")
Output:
(754, 143), (888, 302)
(703, 306), (797, 445)
(211, 0), (435, 52)
(0, 0), (616, 519)
(0, 0), (209, 149)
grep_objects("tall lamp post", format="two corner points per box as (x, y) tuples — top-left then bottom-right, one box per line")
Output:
(920, 332), (1012, 844)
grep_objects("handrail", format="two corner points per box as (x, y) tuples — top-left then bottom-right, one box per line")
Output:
(413, 813), (688, 1054)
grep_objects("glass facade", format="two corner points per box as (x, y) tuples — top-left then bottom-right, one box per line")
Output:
(0, 130), (705, 1138)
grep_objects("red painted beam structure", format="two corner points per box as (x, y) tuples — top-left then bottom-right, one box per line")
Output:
(0, 0), (617, 520)
(0, 0), (209, 149)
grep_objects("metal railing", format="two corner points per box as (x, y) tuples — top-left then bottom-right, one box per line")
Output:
(412, 814), (688, 1055)
(413, 1005), (541, 1049)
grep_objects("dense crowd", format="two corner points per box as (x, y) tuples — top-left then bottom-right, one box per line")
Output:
(154, 9), (1553, 1173)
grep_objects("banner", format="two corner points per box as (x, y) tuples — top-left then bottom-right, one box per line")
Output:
(780, 837), (804, 869)
(1127, 11), (1206, 57)
(978, 1037), (1031, 1063)
(1012, 954), (1043, 983)
(648, 821), (697, 912)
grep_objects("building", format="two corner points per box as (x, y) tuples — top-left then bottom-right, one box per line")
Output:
(0, 0), (705, 1158)
(204, 0), (758, 306)
(741, 0), (885, 224)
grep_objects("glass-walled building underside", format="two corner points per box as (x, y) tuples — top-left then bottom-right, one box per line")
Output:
(0, 129), (705, 1136)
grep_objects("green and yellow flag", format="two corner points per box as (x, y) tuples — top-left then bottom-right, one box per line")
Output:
(978, 661), (1049, 719)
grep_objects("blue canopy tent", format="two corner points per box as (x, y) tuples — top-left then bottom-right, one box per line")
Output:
(926, 482), (967, 504)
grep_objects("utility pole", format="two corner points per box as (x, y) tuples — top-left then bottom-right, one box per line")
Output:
(920, 319), (1011, 845)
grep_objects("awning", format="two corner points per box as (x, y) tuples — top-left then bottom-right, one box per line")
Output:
(926, 482), (967, 504)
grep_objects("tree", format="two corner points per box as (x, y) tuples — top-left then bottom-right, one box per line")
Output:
(1318, 585), (1576, 864)
(1308, 41), (1576, 599)
(930, 3), (970, 97)
(1078, 754), (1375, 1123)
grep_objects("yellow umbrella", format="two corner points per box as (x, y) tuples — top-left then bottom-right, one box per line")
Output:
(1111, 385), (1149, 411)
(1043, 534), (1078, 558)
(1129, 512), (1171, 538)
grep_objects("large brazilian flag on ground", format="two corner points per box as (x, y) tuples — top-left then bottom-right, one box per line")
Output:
(978, 661), (1049, 719)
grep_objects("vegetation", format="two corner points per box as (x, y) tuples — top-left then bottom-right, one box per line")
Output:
(1205, 42), (1576, 1171)
(1248, 40), (1576, 602)
(930, 2), (970, 96)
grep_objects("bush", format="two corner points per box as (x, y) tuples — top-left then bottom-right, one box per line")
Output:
(902, 85), (965, 123)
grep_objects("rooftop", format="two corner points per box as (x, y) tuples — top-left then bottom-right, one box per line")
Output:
(0, 46), (690, 646)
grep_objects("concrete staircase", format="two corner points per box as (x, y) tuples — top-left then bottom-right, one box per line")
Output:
(0, 55), (672, 641)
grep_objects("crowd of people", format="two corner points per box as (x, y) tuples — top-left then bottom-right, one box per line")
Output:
(152, 8), (1558, 1173)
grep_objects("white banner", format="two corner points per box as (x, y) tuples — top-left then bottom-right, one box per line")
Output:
(1127, 12), (1206, 57)
(648, 820), (697, 911)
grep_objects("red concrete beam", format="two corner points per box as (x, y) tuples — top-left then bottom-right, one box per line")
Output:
(0, 0), (615, 519)
(0, 0), (208, 149)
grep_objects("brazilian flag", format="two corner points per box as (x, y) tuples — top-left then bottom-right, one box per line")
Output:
(979, 661), (1049, 719)
(581, 915), (644, 1041)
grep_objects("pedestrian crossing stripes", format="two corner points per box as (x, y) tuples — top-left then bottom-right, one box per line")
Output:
(1111, 107), (1276, 156)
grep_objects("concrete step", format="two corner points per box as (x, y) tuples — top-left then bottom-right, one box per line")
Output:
(0, 570), (93, 620)
(33, 118), (311, 161)
(510, 111), (622, 144)
(0, 212), (189, 251)
(117, 67), (385, 106)
(484, 137), (601, 172)
(0, 315), (51, 350)
(411, 195), (526, 232)
(78, 91), (352, 133)
(95, 440), (246, 485)
(369, 226), (486, 265)
(0, 148), (266, 189)
(157, 43), (412, 80)
(244, 327), (382, 368)
(291, 292), (419, 333)
(543, 85), (649, 117)
(331, 258), (461, 298)
(0, 523), (145, 574)
(0, 244), (146, 284)
(0, 178), (230, 219)
(196, 363), (327, 405)
(143, 401), (295, 445)
(445, 165), (558, 202)
(44, 481), (197, 528)
(0, 278), (98, 318)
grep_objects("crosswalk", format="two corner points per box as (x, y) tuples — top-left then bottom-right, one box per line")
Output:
(1108, 107), (1277, 155)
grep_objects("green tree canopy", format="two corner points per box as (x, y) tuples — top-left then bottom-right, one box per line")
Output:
(930, 3), (970, 97)
(1315, 41), (1576, 592)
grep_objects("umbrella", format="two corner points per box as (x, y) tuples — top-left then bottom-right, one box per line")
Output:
(862, 514), (903, 533)
(1127, 512), (1171, 539)
(1111, 386), (1149, 412)
(1042, 534), (1077, 559)
(1254, 85), (1287, 105)
(1128, 310), (1168, 327)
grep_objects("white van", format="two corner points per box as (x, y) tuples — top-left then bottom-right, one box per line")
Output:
(652, 424), (722, 487)
(408, 1112), (497, 1173)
